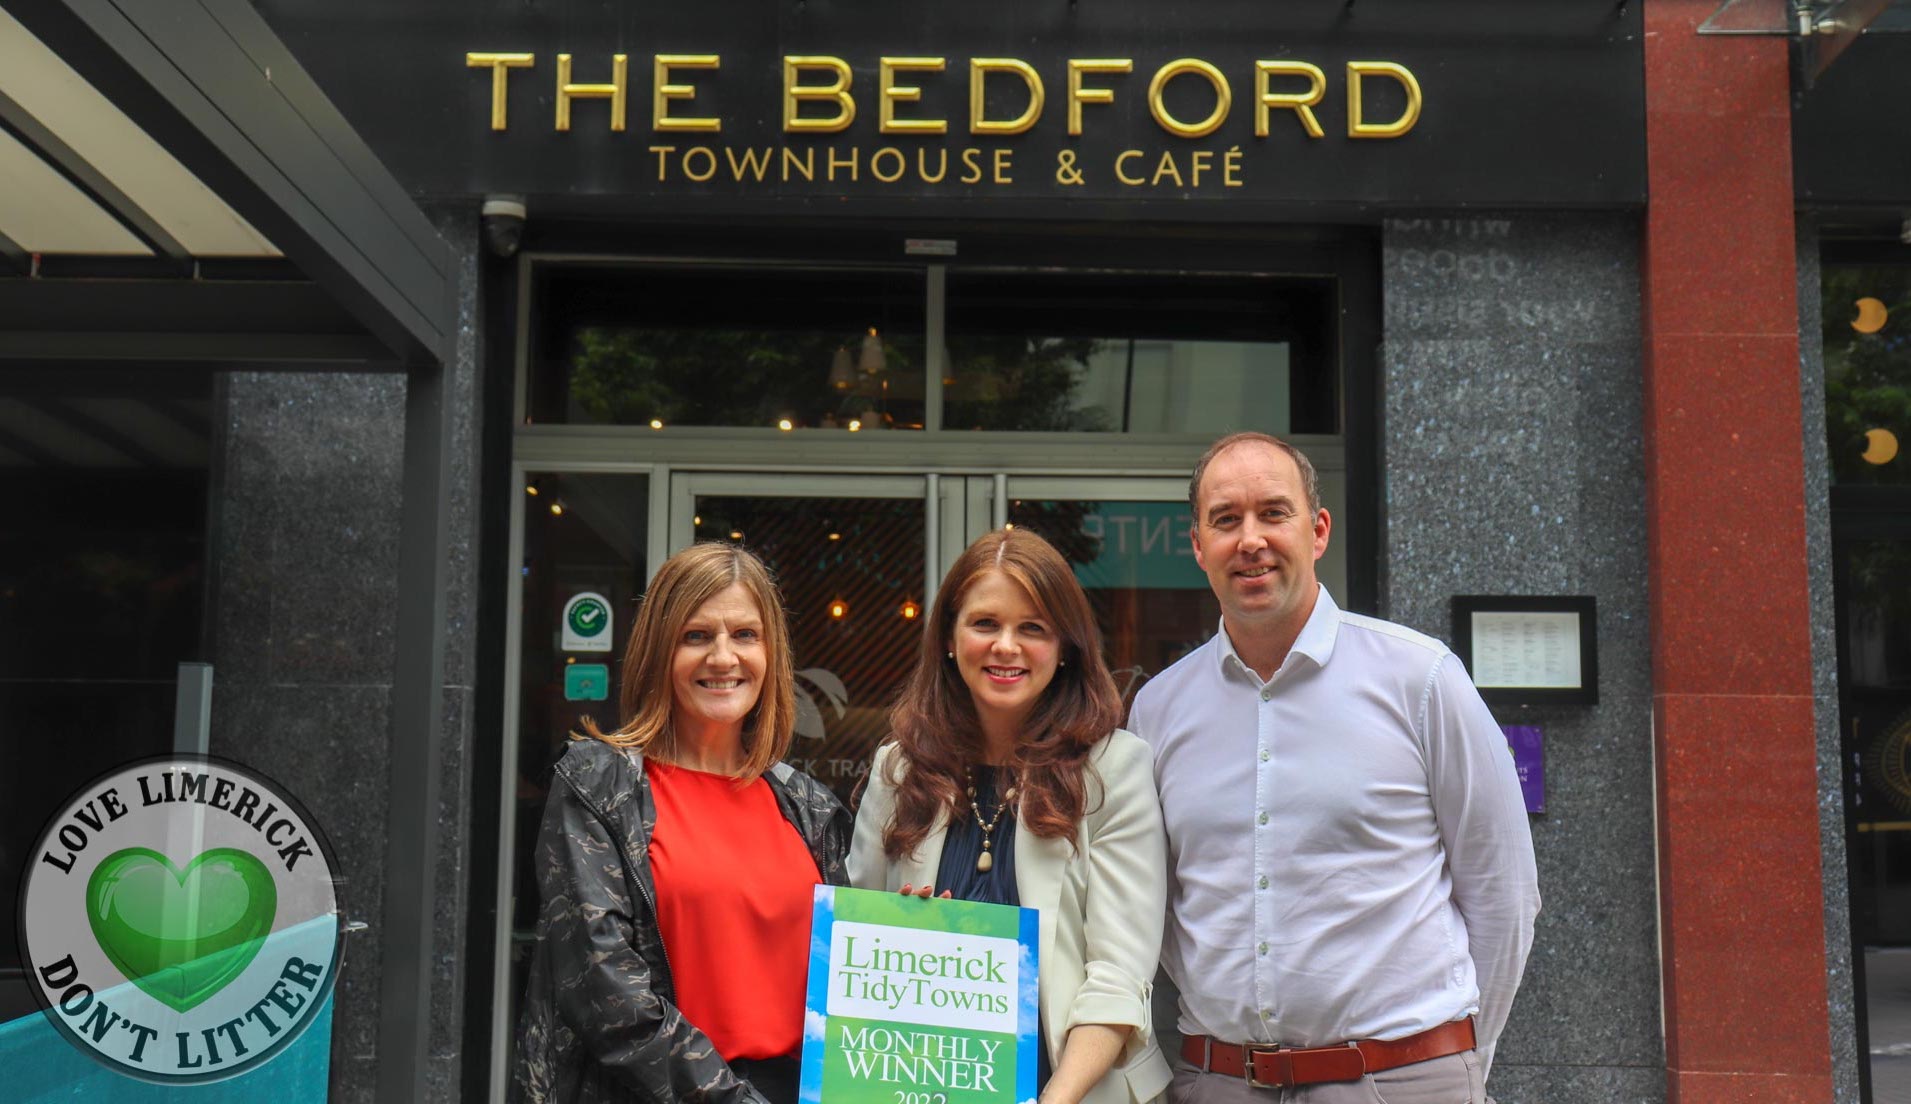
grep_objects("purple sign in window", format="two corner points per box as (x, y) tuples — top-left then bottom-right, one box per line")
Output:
(1502, 725), (1545, 814)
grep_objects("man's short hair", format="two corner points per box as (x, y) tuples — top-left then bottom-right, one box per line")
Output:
(1188, 432), (1322, 519)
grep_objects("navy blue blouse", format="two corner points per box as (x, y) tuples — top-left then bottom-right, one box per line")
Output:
(934, 765), (1051, 1091)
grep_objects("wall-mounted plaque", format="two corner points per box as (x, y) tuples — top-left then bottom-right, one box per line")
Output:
(1502, 724), (1545, 814)
(1451, 595), (1597, 705)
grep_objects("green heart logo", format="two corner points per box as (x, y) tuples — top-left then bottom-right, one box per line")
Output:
(86, 847), (277, 1012)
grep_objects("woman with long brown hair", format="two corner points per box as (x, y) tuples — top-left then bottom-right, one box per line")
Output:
(516, 542), (849, 1104)
(849, 528), (1171, 1104)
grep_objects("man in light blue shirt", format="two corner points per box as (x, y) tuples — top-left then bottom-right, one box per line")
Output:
(1129, 432), (1538, 1104)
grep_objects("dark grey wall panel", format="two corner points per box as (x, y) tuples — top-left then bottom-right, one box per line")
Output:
(1380, 213), (1661, 1103)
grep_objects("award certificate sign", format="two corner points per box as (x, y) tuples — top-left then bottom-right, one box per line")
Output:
(801, 886), (1039, 1104)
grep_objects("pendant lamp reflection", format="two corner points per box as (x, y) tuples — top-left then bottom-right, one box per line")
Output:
(829, 345), (855, 391)
(858, 327), (885, 375)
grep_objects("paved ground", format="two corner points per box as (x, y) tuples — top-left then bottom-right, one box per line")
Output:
(1870, 948), (1911, 1104)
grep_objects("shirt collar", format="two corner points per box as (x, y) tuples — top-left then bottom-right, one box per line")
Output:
(1213, 584), (1342, 680)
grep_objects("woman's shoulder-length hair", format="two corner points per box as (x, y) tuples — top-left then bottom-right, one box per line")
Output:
(579, 541), (795, 783)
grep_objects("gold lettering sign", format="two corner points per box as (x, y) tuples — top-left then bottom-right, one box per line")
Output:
(1147, 59), (1231, 139)
(466, 52), (534, 130)
(1066, 59), (1133, 136)
(879, 57), (948, 134)
(1346, 61), (1422, 139)
(470, 50), (1426, 150)
(969, 59), (1044, 135)
(654, 55), (721, 132)
(784, 56), (855, 132)
(556, 53), (628, 131)
(1255, 61), (1325, 139)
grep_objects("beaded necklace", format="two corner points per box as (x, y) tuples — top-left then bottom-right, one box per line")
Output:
(962, 766), (1020, 873)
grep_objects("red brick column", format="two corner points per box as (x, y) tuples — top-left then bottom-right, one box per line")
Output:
(1643, 4), (1832, 1102)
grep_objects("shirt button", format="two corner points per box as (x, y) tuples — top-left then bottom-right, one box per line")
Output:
(1261, 1008), (1272, 1019)
(1260, 688), (1272, 702)
(1258, 812), (1269, 826)
(1257, 875), (1269, 890)
(1259, 942), (1269, 955)
(1259, 749), (1270, 763)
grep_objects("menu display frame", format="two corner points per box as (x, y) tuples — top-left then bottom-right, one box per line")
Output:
(1451, 594), (1599, 706)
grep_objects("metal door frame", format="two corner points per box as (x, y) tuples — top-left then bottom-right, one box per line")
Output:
(488, 463), (1343, 1097)
(485, 236), (1374, 1101)
(488, 459), (666, 1097)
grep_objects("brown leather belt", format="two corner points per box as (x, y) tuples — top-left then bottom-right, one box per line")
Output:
(1180, 1017), (1476, 1089)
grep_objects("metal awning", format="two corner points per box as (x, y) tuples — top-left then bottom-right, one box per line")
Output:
(0, 6), (276, 260)
(1700, 0), (1911, 85)
(1702, 0), (1911, 33)
(0, 0), (452, 369)
(0, 8), (458, 1101)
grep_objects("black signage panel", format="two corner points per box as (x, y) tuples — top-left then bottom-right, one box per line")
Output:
(1795, 36), (1911, 210)
(257, 0), (1644, 218)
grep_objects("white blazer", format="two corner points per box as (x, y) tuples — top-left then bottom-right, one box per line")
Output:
(849, 730), (1171, 1104)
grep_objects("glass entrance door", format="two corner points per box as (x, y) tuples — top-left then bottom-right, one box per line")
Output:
(1839, 529), (1911, 1103)
(1002, 474), (1346, 706)
(663, 469), (1347, 768)
(493, 241), (1374, 1100)
(1001, 478), (1213, 709)
(665, 471), (1226, 780)
(493, 464), (1350, 1090)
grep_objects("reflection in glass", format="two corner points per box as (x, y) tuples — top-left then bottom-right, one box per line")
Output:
(1829, 263), (1911, 1101)
(1845, 539), (1911, 691)
(1007, 499), (1218, 707)
(1841, 542), (1911, 1046)
(694, 495), (926, 804)
(0, 370), (212, 1007)
(1823, 265), (1911, 486)
(530, 266), (926, 430)
(510, 472), (651, 1050)
(1849, 694), (1911, 947)
(945, 271), (1334, 435)
(947, 338), (1292, 434)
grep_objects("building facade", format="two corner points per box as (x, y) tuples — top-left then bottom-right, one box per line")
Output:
(6, 0), (1911, 1101)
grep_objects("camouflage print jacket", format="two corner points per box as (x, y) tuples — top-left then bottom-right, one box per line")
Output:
(513, 738), (851, 1104)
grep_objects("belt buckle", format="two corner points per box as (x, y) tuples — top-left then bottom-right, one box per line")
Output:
(1242, 1044), (1293, 1090)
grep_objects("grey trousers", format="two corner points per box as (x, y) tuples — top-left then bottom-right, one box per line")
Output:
(1169, 1049), (1487, 1104)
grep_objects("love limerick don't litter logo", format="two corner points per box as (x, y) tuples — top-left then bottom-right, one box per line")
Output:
(16, 757), (343, 1084)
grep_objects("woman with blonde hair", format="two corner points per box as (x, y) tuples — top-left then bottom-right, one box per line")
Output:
(849, 528), (1171, 1104)
(516, 542), (849, 1104)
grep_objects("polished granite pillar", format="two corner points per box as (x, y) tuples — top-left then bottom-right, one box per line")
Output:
(207, 205), (484, 1103)
(1642, 5), (1833, 1101)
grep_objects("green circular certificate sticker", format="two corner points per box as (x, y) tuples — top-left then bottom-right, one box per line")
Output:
(562, 591), (613, 652)
(19, 757), (341, 1084)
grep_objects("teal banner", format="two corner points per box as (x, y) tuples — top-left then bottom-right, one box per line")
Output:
(1072, 502), (1205, 591)
(0, 994), (332, 1102)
